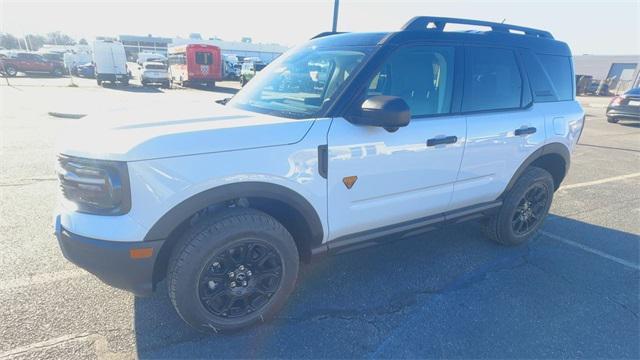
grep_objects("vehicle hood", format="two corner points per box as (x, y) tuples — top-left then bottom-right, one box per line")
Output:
(57, 102), (315, 162)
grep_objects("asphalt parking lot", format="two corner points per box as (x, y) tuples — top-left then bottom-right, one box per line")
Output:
(0, 75), (639, 359)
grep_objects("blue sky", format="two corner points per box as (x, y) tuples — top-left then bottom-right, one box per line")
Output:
(1, 0), (639, 55)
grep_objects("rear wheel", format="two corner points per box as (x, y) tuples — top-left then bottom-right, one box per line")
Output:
(4, 65), (17, 77)
(167, 208), (299, 333)
(607, 116), (619, 123)
(483, 166), (554, 246)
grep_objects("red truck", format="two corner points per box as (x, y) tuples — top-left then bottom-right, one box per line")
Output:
(0, 52), (65, 77)
(167, 44), (222, 88)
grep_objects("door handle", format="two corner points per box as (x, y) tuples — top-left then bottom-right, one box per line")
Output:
(427, 136), (458, 147)
(515, 127), (537, 136)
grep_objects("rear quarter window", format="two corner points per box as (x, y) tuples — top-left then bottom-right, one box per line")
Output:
(522, 51), (574, 102)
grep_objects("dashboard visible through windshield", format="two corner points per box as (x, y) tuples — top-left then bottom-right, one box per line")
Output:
(228, 46), (372, 119)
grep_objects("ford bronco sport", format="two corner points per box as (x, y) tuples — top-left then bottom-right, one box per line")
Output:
(55, 17), (584, 332)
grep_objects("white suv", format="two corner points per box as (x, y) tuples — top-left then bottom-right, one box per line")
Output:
(55, 17), (584, 332)
(139, 61), (170, 88)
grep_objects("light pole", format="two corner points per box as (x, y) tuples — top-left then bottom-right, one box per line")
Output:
(332, 0), (340, 32)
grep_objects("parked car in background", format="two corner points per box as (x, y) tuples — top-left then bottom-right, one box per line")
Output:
(0, 52), (65, 77)
(137, 52), (167, 65)
(76, 63), (95, 78)
(140, 61), (170, 88)
(55, 17), (584, 333)
(239, 61), (266, 86)
(64, 52), (92, 75)
(168, 44), (223, 88)
(92, 40), (129, 85)
(606, 87), (640, 123)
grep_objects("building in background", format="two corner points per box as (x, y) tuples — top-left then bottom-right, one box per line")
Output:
(118, 34), (172, 61)
(574, 55), (640, 94)
(171, 37), (287, 64)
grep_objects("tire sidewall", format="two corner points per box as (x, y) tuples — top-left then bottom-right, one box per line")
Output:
(6, 65), (17, 76)
(498, 167), (554, 244)
(169, 210), (299, 332)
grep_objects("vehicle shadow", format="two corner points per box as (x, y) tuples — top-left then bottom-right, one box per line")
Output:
(618, 121), (640, 128)
(8, 73), (68, 78)
(180, 83), (239, 95)
(133, 215), (639, 358)
(100, 83), (164, 93)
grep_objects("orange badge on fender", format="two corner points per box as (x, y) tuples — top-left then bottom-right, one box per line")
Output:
(343, 176), (358, 189)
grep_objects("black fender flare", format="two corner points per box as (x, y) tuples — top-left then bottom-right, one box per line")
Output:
(501, 142), (571, 197)
(143, 181), (324, 248)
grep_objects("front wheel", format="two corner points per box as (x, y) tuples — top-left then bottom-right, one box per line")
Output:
(4, 65), (17, 77)
(607, 117), (619, 123)
(167, 208), (299, 333)
(483, 166), (554, 246)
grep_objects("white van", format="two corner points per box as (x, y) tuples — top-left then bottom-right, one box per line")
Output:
(92, 40), (129, 85)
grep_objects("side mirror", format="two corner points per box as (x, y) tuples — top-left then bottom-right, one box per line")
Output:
(350, 95), (410, 132)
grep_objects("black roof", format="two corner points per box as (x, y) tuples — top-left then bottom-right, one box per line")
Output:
(310, 16), (571, 57)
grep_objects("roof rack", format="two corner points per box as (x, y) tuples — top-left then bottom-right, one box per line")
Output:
(401, 16), (554, 39)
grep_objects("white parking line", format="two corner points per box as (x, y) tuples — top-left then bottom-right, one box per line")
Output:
(559, 172), (640, 191)
(541, 231), (640, 271)
(0, 269), (88, 292)
(0, 333), (92, 359)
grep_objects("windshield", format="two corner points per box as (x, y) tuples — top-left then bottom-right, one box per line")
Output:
(228, 46), (371, 119)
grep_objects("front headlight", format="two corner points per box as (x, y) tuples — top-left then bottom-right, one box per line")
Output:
(56, 155), (131, 215)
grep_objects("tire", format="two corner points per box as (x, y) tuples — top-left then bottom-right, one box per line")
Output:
(607, 117), (619, 123)
(51, 68), (63, 77)
(121, 78), (129, 86)
(5, 65), (17, 77)
(208, 81), (215, 89)
(240, 77), (245, 87)
(483, 166), (554, 246)
(96, 79), (102, 86)
(167, 208), (299, 333)
(162, 81), (170, 89)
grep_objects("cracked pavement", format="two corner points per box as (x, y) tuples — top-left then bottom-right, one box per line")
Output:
(1, 78), (639, 359)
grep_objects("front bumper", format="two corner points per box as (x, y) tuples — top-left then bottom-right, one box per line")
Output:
(54, 215), (164, 296)
(96, 73), (129, 82)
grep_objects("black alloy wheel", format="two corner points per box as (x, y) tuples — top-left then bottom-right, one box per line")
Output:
(511, 183), (548, 236)
(198, 241), (283, 319)
(483, 166), (554, 246)
(167, 208), (299, 333)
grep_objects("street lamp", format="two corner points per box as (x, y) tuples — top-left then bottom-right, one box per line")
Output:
(332, 0), (340, 32)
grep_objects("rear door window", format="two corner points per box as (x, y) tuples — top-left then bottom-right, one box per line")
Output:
(462, 47), (523, 112)
(195, 52), (213, 65)
(366, 45), (456, 117)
